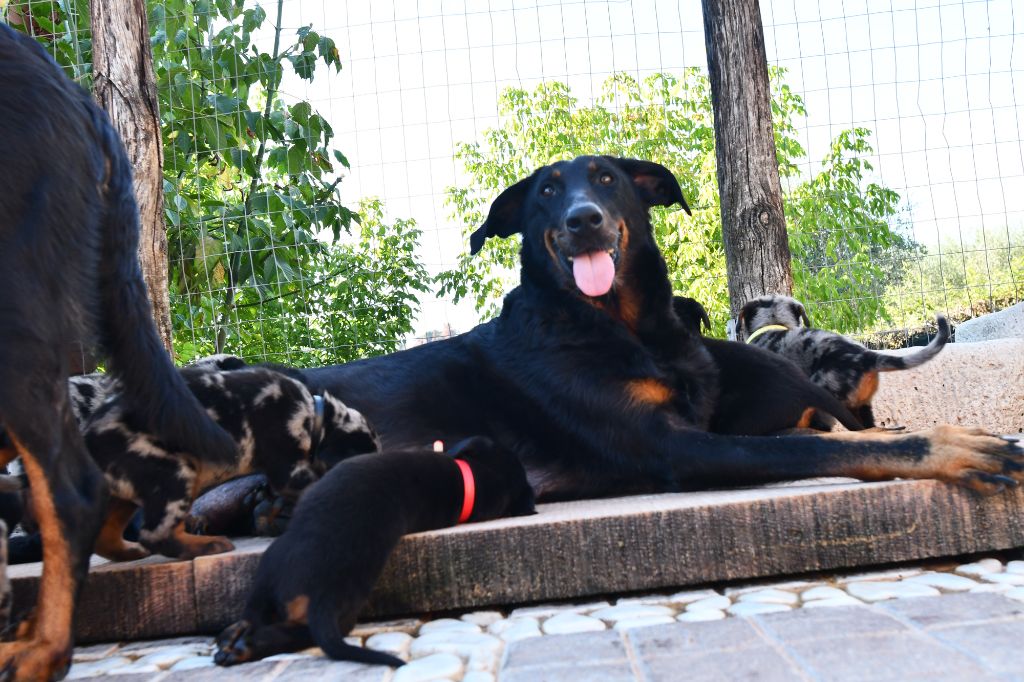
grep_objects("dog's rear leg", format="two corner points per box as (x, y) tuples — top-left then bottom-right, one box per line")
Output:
(215, 621), (314, 666)
(0, 410), (106, 681)
(93, 498), (148, 562)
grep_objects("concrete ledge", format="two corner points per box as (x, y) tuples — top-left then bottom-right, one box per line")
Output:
(12, 478), (1024, 643)
(873, 338), (1024, 433)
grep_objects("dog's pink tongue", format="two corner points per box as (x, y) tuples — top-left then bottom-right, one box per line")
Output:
(572, 250), (615, 297)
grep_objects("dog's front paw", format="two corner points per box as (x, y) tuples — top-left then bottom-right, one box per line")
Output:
(214, 620), (254, 666)
(253, 497), (292, 536)
(924, 425), (1024, 495)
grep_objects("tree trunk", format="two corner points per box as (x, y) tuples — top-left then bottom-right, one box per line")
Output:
(702, 0), (793, 321)
(90, 0), (174, 355)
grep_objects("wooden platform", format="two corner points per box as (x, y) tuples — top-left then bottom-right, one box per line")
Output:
(11, 477), (1024, 643)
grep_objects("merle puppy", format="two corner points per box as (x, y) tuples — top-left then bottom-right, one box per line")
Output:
(85, 365), (379, 561)
(0, 24), (236, 679)
(737, 295), (950, 427)
(671, 297), (865, 434)
(214, 437), (535, 667)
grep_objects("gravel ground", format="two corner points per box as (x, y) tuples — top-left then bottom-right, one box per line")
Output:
(65, 554), (1024, 680)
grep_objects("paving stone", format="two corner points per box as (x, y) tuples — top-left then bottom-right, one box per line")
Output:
(612, 616), (676, 631)
(272, 657), (391, 681)
(838, 567), (924, 583)
(665, 589), (720, 605)
(494, 619), (542, 642)
(755, 605), (906, 642)
(615, 594), (675, 606)
(118, 637), (214, 656)
(366, 631), (413, 658)
(162, 660), (279, 681)
(350, 618), (423, 638)
(675, 609), (726, 622)
(463, 672), (495, 682)
(683, 595), (731, 612)
(726, 602), (792, 617)
(509, 602), (610, 619)
(409, 631), (502, 659)
(461, 611), (504, 627)
(800, 586), (848, 601)
(591, 604), (674, 622)
(845, 580), (940, 602)
(1004, 587), (1024, 602)
(66, 657), (133, 679)
(72, 643), (121, 662)
(930, 620), (1024, 672)
(878, 592), (1024, 629)
(167, 656), (215, 671)
(503, 631), (626, 669)
(969, 582), (1013, 594)
(787, 631), (990, 682)
(500, 662), (635, 682)
(392, 653), (463, 682)
(467, 648), (501, 673)
(418, 618), (480, 635)
(955, 559), (1004, 577)
(625, 619), (763, 658)
(637, 645), (801, 682)
(981, 572), (1024, 585)
(802, 596), (865, 609)
(542, 612), (607, 635)
(107, 661), (162, 675)
(130, 647), (205, 670)
(903, 572), (979, 592)
(736, 588), (799, 605)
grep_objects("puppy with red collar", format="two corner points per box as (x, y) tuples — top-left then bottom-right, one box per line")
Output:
(214, 436), (536, 667)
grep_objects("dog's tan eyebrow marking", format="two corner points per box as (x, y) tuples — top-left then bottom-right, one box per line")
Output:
(551, 170), (560, 178)
(588, 161), (597, 171)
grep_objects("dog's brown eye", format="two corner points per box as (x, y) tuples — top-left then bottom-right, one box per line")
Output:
(540, 184), (556, 197)
(598, 172), (614, 185)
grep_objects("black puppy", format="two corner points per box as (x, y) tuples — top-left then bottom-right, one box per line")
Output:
(214, 437), (535, 667)
(0, 25), (234, 679)
(737, 294), (950, 427)
(671, 298), (864, 434)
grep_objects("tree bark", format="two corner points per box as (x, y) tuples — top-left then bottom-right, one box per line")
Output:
(90, 0), (174, 355)
(702, 0), (793, 320)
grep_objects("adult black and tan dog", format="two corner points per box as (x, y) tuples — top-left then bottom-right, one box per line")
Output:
(0, 25), (234, 680)
(214, 437), (535, 667)
(303, 156), (1022, 500)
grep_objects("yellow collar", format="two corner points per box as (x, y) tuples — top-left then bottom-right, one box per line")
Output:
(745, 324), (789, 344)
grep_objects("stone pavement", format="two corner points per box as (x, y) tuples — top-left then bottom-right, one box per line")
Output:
(65, 555), (1024, 680)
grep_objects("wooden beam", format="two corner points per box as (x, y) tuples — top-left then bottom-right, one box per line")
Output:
(702, 0), (793, 318)
(90, 0), (175, 354)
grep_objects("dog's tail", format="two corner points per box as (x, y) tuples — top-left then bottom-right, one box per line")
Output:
(95, 112), (236, 464)
(872, 314), (950, 372)
(308, 599), (405, 667)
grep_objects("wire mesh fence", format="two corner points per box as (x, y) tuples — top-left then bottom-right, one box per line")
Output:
(6, 0), (1023, 363)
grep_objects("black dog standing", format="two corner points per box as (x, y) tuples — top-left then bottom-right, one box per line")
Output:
(0, 25), (235, 680)
(214, 437), (535, 667)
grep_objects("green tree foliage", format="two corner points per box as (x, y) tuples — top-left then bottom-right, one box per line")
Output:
(12, 0), (428, 365)
(436, 70), (916, 335)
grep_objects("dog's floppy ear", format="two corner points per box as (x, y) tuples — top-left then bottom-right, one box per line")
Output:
(469, 173), (536, 255)
(608, 157), (691, 215)
(791, 299), (811, 327)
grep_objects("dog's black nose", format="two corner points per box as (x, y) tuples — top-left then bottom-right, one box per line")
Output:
(565, 203), (604, 233)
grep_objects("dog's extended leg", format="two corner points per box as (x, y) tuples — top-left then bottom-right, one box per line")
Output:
(668, 425), (1024, 493)
(93, 498), (148, 562)
(0, 416), (106, 681)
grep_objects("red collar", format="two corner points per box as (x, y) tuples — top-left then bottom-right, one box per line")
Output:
(454, 459), (475, 524)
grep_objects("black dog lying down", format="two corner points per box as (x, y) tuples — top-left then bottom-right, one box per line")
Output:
(214, 437), (535, 667)
(738, 294), (951, 427)
(671, 297), (866, 435)
(301, 156), (1022, 500)
(85, 363), (379, 561)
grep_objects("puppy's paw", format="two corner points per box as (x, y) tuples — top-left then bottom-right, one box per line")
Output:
(214, 620), (254, 667)
(253, 497), (292, 537)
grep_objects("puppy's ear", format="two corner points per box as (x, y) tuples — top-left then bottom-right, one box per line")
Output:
(736, 304), (749, 334)
(608, 157), (691, 215)
(700, 305), (711, 333)
(469, 173), (536, 255)
(792, 300), (810, 327)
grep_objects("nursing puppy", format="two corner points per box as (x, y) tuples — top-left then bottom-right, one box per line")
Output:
(737, 295), (950, 427)
(214, 437), (536, 667)
(85, 365), (379, 561)
(671, 297), (865, 434)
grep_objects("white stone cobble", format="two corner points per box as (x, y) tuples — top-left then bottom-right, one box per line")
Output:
(67, 555), (1024, 681)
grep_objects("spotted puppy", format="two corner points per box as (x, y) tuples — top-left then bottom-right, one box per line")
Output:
(737, 294), (950, 427)
(215, 437), (536, 668)
(85, 365), (380, 561)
